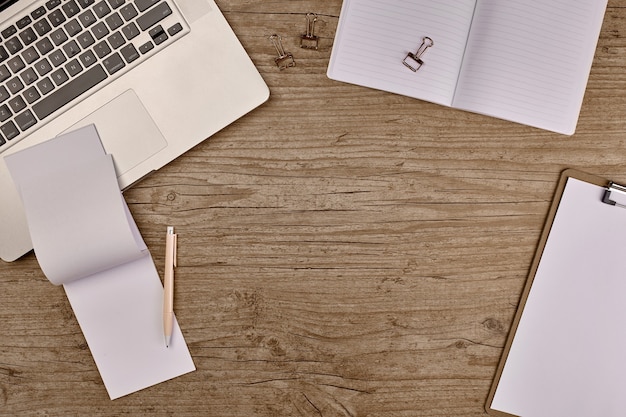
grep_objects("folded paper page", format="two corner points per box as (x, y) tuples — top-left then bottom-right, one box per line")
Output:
(4, 125), (195, 399)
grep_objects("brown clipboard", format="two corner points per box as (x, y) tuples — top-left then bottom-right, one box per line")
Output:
(485, 169), (611, 416)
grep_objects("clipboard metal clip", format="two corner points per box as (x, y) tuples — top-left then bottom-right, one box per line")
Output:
(403, 36), (434, 72)
(270, 34), (295, 70)
(602, 181), (626, 208)
(301, 13), (319, 50)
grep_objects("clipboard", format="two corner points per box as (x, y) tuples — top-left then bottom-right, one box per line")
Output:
(486, 169), (626, 417)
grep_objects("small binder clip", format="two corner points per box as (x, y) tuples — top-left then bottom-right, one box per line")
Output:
(602, 182), (626, 208)
(300, 13), (319, 50)
(403, 36), (434, 72)
(270, 34), (295, 70)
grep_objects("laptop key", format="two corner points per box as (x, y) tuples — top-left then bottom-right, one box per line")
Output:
(31, 6), (47, 20)
(120, 4), (138, 21)
(19, 27), (37, 45)
(0, 86), (9, 102)
(77, 31), (95, 48)
(93, 41), (111, 58)
(1, 121), (19, 140)
(32, 64), (107, 119)
(135, 0), (159, 12)
(102, 52), (124, 74)
(0, 65), (9, 82)
(105, 13), (124, 30)
(93, 1), (111, 18)
(78, 10), (97, 27)
(79, 50), (97, 67)
(122, 22), (140, 40)
(22, 47), (40, 64)
(108, 0), (125, 9)
(16, 16), (32, 30)
(149, 25), (167, 45)
(6, 77), (24, 94)
(107, 31), (125, 49)
(15, 109), (37, 131)
(23, 86), (41, 104)
(138, 41), (153, 54)
(49, 9), (66, 27)
(136, 2), (172, 31)
(1, 26), (17, 39)
(36, 77), (54, 95)
(51, 68), (69, 85)
(78, 0), (96, 8)
(35, 38), (54, 55)
(167, 23), (182, 37)
(62, 1), (81, 18)
(34, 19), (52, 36)
(0, 104), (11, 121)
(6, 37), (24, 54)
(120, 44), (139, 63)
(9, 96), (26, 113)
(46, 0), (62, 10)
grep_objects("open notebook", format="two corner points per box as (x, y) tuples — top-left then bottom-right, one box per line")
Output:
(327, 0), (608, 135)
(486, 170), (626, 416)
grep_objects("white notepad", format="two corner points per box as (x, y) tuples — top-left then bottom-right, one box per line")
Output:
(4, 125), (195, 400)
(327, 0), (608, 135)
(486, 170), (626, 416)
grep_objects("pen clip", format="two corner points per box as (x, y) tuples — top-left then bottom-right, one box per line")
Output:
(173, 232), (177, 268)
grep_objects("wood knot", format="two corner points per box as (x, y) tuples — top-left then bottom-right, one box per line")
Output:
(482, 318), (505, 333)
(266, 337), (286, 357)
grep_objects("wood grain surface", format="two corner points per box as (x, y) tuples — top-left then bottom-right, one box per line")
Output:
(3, 0), (626, 416)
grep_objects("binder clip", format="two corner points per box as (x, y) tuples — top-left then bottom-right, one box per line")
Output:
(602, 181), (626, 208)
(270, 34), (295, 70)
(300, 13), (319, 50)
(403, 36), (434, 72)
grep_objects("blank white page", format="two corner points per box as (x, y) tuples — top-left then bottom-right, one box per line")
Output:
(327, 0), (476, 106)
(5, 126), (195, 399)
(491, 178), (626, 416)
(453, 0), (607, 135)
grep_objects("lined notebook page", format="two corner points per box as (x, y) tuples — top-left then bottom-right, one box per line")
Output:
(327, 0), (476, 106)
(453, 0), (607, 135)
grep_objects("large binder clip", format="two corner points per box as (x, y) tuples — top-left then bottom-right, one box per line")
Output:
(403, 36), (434, 72)
(270, 34), (295, 70)
(300, 13), (319, 50)
(602, 182), (626, 208)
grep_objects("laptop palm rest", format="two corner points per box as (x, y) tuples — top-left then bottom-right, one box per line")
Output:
(61, 89), (167, 178)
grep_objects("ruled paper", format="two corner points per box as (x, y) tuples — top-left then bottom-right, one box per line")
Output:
(453, 0), (608, 134)
(327, 0), (476, 106)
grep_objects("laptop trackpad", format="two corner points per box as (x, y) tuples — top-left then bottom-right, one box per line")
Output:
(61, 90), (167, 176)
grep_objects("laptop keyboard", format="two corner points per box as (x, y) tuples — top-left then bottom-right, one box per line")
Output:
(0, 0), (189, 153)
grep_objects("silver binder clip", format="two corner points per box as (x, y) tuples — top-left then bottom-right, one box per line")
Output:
(602, 182), (626, 208)
(403, 36), (434, 72)
(300, 13), (319, 50)
(270, 34), (295, 70)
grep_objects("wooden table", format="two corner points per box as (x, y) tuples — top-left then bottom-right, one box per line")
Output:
(2, 1), (626, 415)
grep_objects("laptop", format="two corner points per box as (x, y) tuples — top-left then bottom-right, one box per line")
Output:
(0, 0), (269, 262)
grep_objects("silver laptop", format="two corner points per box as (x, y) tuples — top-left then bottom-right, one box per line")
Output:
(0, 0), (269, 262)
